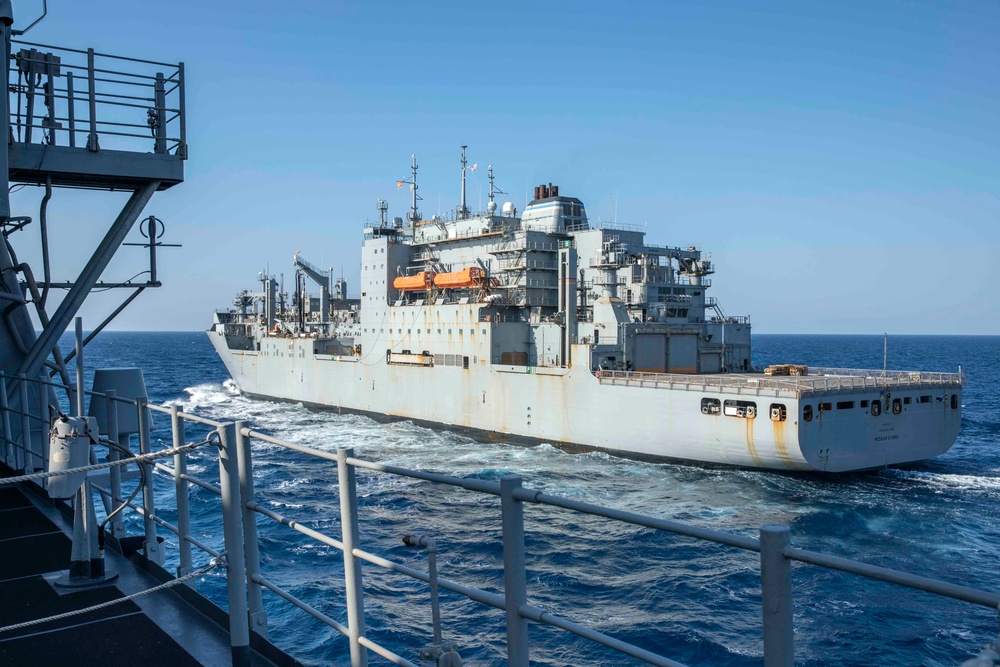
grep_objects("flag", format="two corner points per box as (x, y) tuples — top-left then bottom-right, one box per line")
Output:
(397, 181), (404, 189)
(469, 163), (478, 172)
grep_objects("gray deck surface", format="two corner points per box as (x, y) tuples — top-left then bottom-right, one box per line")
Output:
(0, 484), (292, 666)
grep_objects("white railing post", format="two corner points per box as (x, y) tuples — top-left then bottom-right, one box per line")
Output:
(760, 525), (794, 667)
(17, 374), (31, 471)
(337, 447), (368, 667)
(136, 397), (162, 565)
(0, 372), (12, 468)
(106, 389), (125, 538)
(500, 475), (530, 667)
(171, 405), (193, 576)
(217, 422), (252, 667)
(235, 420), (268, 638)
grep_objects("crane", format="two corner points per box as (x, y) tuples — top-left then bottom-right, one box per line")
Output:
(292, 253), (332, 321)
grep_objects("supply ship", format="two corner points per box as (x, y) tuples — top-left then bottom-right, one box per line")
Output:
(209, 150), (966, 472)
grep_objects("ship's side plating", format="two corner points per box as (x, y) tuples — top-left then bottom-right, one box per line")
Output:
(210, 152), (965, 472)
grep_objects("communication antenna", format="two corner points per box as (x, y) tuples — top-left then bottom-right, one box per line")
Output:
(459, 145), (469, 219)
(377, 199), (388, 227)
(488, 164), (506, 204)
(396, 155), (422, 229)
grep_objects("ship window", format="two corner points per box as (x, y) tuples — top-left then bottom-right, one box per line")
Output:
(407, 329), (411, 334)
(417, 329), (421, 334)
(837, 401), (854, 410)
(919, 395), (931, 404)
(803, 405), (813, 421)
(903, 397), (911, 404)
(459, 329), (463, 334)
(701, 398), (721, 415)
(770, 404), (787, 421)
(723, 400), (757, 418)
(819, 402), (832, 412)
(463, 356), (470, 369)
(448, 329), (452, 334)
(437, 329), (442, 334)
(482, 329), (486, 334)
(860, 400), (869, 408)
(951, 394), (959, 409)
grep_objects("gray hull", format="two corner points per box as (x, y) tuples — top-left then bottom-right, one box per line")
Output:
(209, 330), (963, 472)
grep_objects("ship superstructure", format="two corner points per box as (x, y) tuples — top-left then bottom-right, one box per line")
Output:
(211, 149), (965, 472)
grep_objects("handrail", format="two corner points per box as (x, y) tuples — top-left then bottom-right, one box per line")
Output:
(8, 39), (186, 157)
(0, 370), (990, 666)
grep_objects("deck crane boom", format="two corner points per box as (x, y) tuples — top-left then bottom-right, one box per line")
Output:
(292, 253), (332, 321)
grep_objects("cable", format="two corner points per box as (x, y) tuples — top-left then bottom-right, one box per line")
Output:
(0, 557), (222, 635)
(96, 436), (146, 549)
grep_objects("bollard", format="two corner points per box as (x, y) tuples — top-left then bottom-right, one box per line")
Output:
(235, 421), (268, 638)
(217, 422), (251, 667)
(760, 525), (794, 667)
(171, 406), (193, 577)
(500, 476), (530, 667)
(337, 447), (368, 667)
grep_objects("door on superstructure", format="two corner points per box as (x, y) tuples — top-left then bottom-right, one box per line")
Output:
(634, 334), (667, 373)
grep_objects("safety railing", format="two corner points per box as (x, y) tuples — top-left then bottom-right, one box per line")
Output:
(9, 39), (186, 157)
(0, 370), (990, 667)
(598, 366), (967, 396)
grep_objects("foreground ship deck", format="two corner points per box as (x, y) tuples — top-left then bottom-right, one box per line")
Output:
(210, 154), (966, 472)
(0, 484), (292, 666)
(3, 387), (997, 666)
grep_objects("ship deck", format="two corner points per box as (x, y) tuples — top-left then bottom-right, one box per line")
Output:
(597, 367), (966, 398)
(0, 482), (298, 667)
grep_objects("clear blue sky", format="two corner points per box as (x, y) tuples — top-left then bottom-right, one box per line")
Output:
(10, 0), (999, 333)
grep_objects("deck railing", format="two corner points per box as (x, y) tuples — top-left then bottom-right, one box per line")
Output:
(8, 39), (186, 156)
(0, 370), (990, 667)
(598, 367), (967, 396)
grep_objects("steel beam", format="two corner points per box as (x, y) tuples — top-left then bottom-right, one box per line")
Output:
(16, 181), (159, 380)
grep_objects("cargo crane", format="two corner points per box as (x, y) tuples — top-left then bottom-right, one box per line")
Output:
(292, 253), (332, 321)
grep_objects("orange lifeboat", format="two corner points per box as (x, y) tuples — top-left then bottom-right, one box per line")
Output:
(433, 267), (485, 289)
(393, 271), (435, 291)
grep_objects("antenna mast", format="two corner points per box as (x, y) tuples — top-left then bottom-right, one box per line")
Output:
(488, 164), (506, 204)
(397, 155), (421, 229)
(459, 145), (469, 219)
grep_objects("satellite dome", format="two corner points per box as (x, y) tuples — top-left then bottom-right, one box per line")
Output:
(487, 201), (498, 214)
(502, 201), (515, 216)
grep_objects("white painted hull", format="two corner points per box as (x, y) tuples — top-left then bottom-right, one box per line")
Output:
(209, 331), (963, 472)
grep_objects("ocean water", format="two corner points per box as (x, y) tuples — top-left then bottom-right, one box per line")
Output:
(73, 332), (1000, 666)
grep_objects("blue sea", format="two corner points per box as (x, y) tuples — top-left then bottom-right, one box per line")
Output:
(75, 332), (1000, 666)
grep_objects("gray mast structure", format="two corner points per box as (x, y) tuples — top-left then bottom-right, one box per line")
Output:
(0, 3), (187, 468)
(459, 145), (469, 219)
(293, 253), (333, 322)
(399, 155), (421, 230)
(487, 164), (505, 215)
